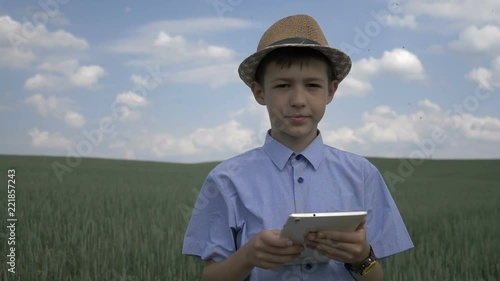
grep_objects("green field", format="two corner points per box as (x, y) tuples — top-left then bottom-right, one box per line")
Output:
(0, 155), (499, 281)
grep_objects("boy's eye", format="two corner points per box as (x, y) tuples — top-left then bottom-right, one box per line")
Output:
(307, 84), (321, 88)
(275, 84), (289, 88)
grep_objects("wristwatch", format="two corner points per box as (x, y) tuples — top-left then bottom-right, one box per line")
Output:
(344, 245), (378, 275)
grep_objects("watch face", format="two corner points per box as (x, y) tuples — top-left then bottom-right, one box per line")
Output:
(361, 247), (378, 275)
(345, 246), (378, 275)
(361, 260), (377, 275)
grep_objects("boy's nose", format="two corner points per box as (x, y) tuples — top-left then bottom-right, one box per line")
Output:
(289, 87), (306, 107)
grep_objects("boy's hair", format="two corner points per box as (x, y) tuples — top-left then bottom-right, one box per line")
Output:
(254, 47), (338, 86)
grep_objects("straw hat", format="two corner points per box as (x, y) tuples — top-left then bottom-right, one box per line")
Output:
(238, 14), (352, 87)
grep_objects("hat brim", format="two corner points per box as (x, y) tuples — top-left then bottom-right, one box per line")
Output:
(238, 44), (352, 87)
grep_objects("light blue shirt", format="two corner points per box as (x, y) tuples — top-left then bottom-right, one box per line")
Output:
(183, 130), (413, 280)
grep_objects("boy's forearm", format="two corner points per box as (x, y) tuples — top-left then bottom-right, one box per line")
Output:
(202, 247), (254, 281)
(352, 262), (383, 281)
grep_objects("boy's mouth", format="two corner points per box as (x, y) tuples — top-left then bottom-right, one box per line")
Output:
(287, 115), (308, 123)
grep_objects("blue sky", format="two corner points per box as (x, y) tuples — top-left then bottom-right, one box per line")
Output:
(1, 0), (499, 163)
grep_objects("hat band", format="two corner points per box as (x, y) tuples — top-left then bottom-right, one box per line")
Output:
(269, 37), (320, 47)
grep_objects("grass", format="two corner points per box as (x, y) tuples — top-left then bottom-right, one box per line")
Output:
(0, 155), (499, 280)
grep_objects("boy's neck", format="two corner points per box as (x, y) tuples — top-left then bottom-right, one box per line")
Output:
(270, 129), (318, 153)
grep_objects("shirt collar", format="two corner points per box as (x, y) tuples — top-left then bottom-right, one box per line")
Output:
(262, 129), (325, 170)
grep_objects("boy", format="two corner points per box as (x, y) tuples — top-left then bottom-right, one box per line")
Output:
(182, 14), (413, 280)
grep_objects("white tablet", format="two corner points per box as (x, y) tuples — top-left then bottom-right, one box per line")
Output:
(280, 211), (367, 264)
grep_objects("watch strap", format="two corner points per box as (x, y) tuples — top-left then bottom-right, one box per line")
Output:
(344, 245), (378, 275)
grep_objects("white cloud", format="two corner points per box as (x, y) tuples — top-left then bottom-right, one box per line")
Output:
(25, 94), (86, 129)
(0, 15), (88, 69)
(169, 63), (239, 88)
(150, 134), (199, 157)
(321, 98), (500, 158)
(103, 93), (500, 161)
(38, 59), (79, 73)
(24, 94), (69, 116)
(382, 15), (418, 29)
(30, 29), (88, 49)
(148, 120), (254, 158)
(338, 77), (373, 97)
(100, 91), (147, 125)
(106, 100), (260, 160)
(357, 49), (426, 80)
(119, 106), (142, 122)
(111, 31), (235, 67)
(109, 30), (234, 57)
(191, 121), (254, 152)
(449, 25), (500, 54)
(24, 74), (62, 91)
(197, 45), (234, 60)
(70, 65), (106, 87)
(455, 114), (500, 141)
(24, 60), (106, 91)
(322, 128), (364, 150)
(495, 57), (500, 69)
(153, 31), (234, 60)
(109, 140), (127, 149)
(418, 99), (441, 112)
(339, 48), (426, 96)
(467, 67), (493, 90)
(28, 128), (72, 149)
(65, 111), (86, 128)
(105, 17), (250, 87)
(228, 95), (270, 144)
(115, 91), (149, 107)
(406, 0), (500, 25)
(131, 74), (149, 87)
(0, 47), (36, 69)
(125, 149), (135, 160)
(154, 32), (186, 47)
(0, 15), (88, 54)
(467, 56), (500, 90)
(355, 105), (421, 143)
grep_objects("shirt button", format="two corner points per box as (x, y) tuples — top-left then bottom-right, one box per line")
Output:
(295, 154), (302, 160)
(305, 263), (313, 270)
(297, 177), (304, 183)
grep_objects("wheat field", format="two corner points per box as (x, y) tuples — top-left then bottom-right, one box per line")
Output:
(0, 155), (499, 281)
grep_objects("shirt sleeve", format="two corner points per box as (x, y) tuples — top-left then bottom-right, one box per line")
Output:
(182, 171), (238, 262)
(364, 164), (414, 259)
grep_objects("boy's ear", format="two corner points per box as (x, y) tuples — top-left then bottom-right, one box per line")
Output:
(326, 80), (339, 104)
(251, 81), (266, 105)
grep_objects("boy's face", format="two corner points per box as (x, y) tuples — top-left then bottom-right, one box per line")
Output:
(251, 58), (338, 150)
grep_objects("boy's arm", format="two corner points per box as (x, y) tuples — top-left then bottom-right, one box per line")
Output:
(201, 229), (304, 281)
(202, 254), (253, 281)
(202, 250), (253, 281)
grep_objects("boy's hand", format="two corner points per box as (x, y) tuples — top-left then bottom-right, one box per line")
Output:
(242, 229), (304, 269)
(304, 218), (370, 265)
